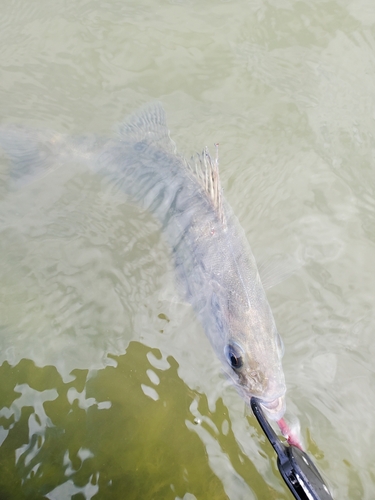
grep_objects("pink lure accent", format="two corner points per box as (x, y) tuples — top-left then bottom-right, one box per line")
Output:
(277, 418), (303, 451)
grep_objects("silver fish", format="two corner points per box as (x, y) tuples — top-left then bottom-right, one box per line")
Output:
(0, 103), (286, 420)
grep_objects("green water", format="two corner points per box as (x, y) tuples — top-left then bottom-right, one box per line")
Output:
(1, 0), (375, 498)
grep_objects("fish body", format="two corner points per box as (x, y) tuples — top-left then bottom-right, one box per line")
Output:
(0, 104), (286, 419)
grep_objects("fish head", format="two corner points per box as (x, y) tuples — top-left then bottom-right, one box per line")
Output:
(223, 315), (286, 421)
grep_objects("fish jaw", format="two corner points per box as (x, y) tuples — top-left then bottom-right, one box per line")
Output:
(259, 395), (286, 422)
(224, 362), (286, 421)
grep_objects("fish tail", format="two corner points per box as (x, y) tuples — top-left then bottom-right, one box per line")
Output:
(0, 124), (69, 188)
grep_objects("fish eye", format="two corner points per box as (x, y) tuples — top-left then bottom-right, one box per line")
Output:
(225, 343), (244, 371)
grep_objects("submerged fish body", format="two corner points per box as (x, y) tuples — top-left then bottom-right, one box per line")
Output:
(0, 104), (286, 420)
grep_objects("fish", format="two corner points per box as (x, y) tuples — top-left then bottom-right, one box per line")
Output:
(0, 103), (288, 423)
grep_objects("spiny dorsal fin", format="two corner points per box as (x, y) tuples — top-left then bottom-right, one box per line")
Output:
(118, 102), (176, 154)
(189, 144), (225, 225)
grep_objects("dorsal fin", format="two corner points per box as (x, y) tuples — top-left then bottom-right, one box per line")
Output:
(119, 104), (225, 224)
(118, 102), (176, 154)
(189, 145), (225, 224)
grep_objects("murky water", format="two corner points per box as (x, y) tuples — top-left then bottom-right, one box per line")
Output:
(1, 0), (375, 498)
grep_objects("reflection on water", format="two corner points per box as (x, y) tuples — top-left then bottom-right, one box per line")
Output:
(0, 342), (287, 499)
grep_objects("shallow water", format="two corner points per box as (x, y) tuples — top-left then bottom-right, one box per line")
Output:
(1, 0), (375, 498)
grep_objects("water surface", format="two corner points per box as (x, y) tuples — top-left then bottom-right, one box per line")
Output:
(1, 0), (375, 498)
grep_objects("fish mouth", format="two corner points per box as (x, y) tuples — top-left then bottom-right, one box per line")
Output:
(259, 396), (286, 421)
